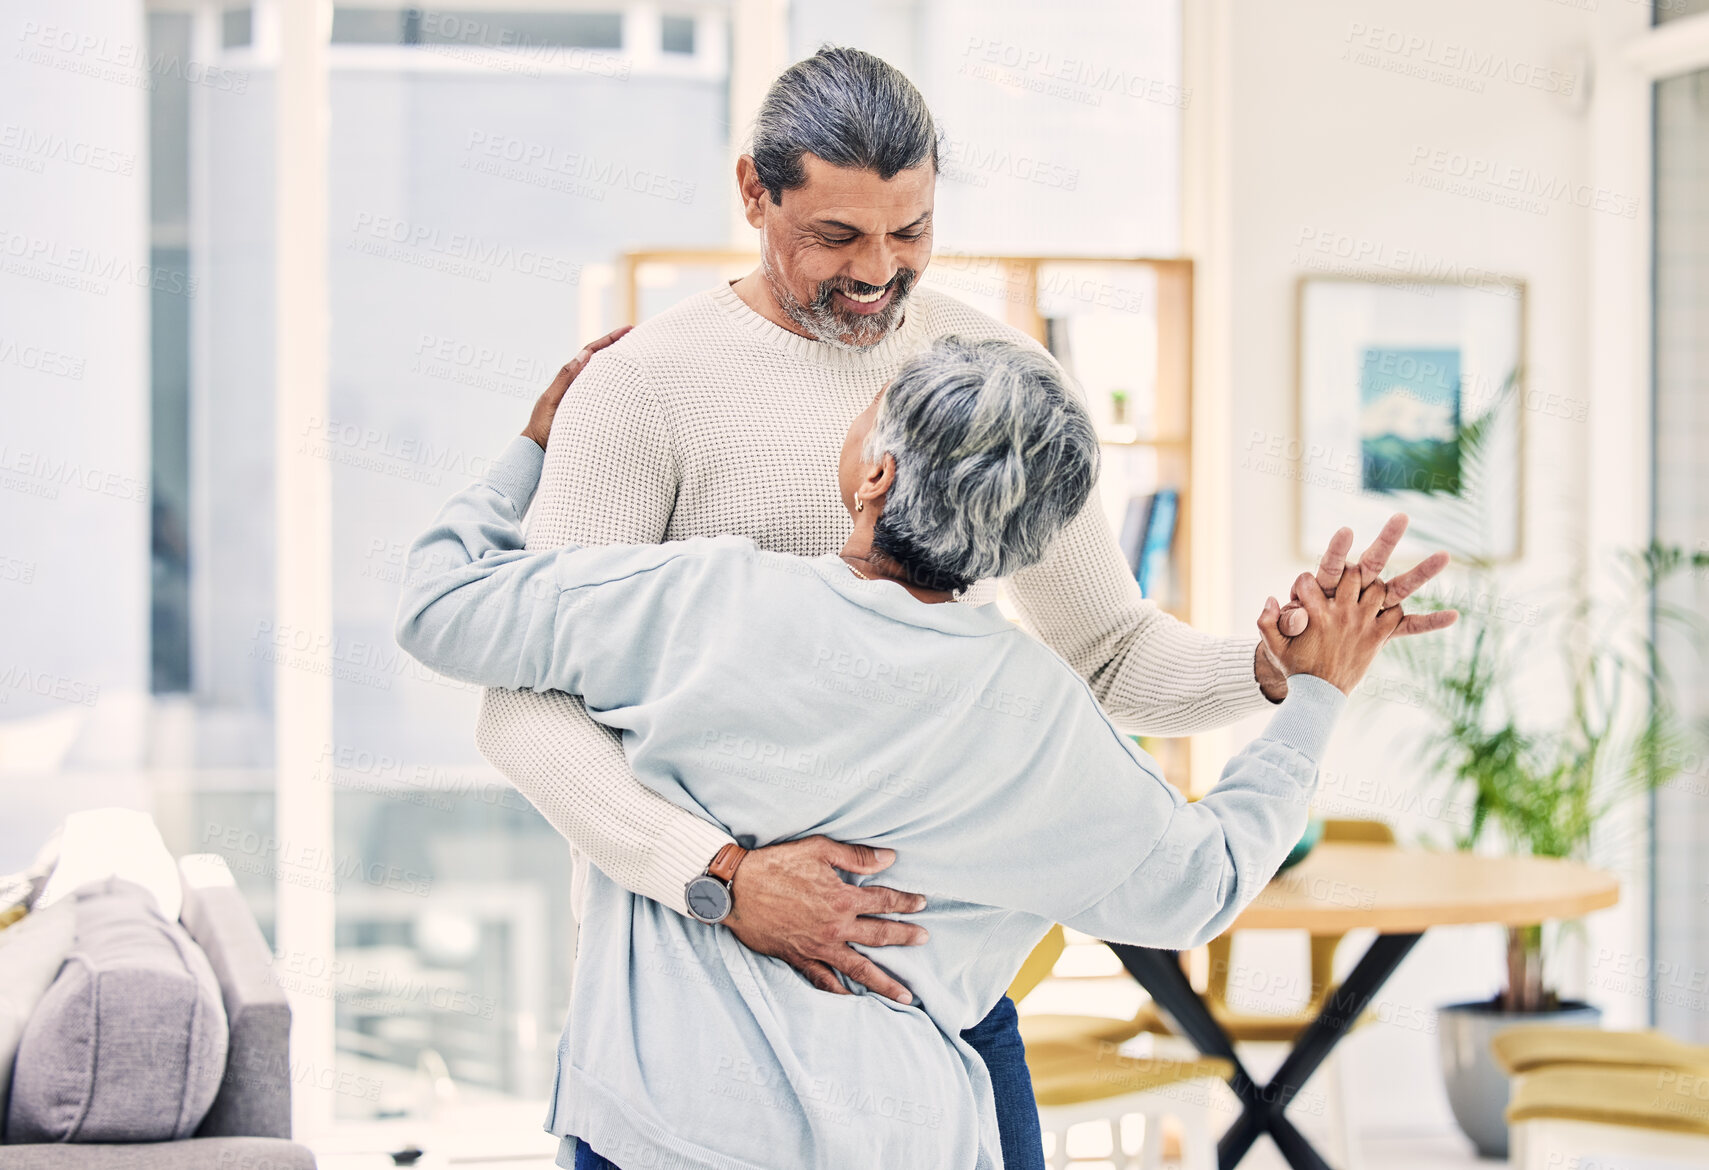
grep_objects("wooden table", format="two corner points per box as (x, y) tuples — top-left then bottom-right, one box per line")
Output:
(1106, 844), (1619, 1170)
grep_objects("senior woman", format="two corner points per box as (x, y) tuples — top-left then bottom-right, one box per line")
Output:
(396, 335), (1420, 1170)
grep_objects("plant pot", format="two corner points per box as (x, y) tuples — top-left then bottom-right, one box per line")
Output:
(1437, 998), (1602, 1158)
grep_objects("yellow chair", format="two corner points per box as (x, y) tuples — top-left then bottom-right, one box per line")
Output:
(1009, 926), (1233, 1169)
(1019, 820), (1395, 1044)
(1506, 1064), (1709, 1169)
(1198, 818), (1398, 1038)
(1010, 923), (1069, 1003)
(1492, 1026), (1709, 1076)
(1490, 1027), (1709, 1168)
(1013, 819), (1395, 1166)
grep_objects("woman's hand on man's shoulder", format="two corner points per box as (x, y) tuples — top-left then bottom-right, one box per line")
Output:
(523, 325), (634, 450)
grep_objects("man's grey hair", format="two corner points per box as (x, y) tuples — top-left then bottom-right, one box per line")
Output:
(866, 337), (1100, 593)
(751, 46), (940, 203)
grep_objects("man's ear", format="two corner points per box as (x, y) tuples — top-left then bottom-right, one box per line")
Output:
(736, 155), (768, 228)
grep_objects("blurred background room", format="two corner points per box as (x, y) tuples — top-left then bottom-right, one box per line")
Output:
(3, 1), (1708, 1168)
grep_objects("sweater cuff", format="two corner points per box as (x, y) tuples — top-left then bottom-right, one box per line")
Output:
(485, 436), (546, 515)
(1262, 674), (1346, 764)
(638, 814), (739, 917)
(1203, 635), (1275, 721)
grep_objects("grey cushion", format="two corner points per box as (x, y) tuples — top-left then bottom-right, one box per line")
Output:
(0, 901), (77, 1137)
(6, 878), (229, 1143)
(0, 1135), (316, 1170)
(177, 874), (292, 1139)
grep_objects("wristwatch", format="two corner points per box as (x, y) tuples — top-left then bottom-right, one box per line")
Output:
(684, 843), (748, 925)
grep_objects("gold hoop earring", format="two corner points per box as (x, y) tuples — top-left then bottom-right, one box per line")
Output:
(855, 497), (864, 513)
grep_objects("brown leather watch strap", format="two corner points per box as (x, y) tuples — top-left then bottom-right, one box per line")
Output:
(707, 843), (748, 885)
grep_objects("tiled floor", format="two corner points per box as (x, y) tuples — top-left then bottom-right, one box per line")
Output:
(311, 1099), (1498, 1169)
(1356, 1127), (1500, 1169)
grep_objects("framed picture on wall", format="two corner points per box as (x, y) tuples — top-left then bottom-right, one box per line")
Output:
(1295, 275), (1526, 564)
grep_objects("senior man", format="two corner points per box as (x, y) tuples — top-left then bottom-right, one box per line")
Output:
(481, 46), (1452, 1170)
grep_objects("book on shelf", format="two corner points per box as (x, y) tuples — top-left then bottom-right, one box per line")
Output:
(1117, 493), (1153, 574)
(1137, 488), (1177, 603)
(1116, 488), (1179, 607)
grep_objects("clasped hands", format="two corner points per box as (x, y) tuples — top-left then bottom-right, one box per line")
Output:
(1254, 514), (1458, 699)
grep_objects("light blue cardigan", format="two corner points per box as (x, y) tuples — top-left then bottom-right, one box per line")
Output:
(395, 437), (1345, 1170)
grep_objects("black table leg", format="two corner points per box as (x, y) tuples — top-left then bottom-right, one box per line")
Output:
(1108, 933), (1424, 1170)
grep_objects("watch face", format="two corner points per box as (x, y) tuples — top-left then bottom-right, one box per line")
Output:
(685, 877), (731, 924)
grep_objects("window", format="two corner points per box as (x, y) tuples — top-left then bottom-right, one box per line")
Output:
(149, 11), (193, 696)
(330, 7), (625, 49)
(154, 0), (727, 1116)
(222, 6), (253, 49)
(661, 14), (695, 55)
(1651, 65), (1709, 1042)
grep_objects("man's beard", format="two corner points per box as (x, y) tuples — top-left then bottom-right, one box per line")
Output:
(762, 255), (918, 350)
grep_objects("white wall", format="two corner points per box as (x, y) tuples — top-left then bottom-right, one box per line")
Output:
(791, 0), (1183, 256)
(1200, 0), (1655, 1136)
(1, 0), (152, 803)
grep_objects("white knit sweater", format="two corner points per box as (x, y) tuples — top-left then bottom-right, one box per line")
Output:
(476, 282), (1269, 915)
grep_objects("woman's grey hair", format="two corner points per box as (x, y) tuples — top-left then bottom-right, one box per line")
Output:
(866, 337), (1100, 593)
(751, 46), (940, 204)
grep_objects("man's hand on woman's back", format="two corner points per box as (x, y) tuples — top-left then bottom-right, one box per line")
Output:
(728, 837), (929, 1004)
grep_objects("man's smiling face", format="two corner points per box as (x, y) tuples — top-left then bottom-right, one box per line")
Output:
(748, 152), (936, 349)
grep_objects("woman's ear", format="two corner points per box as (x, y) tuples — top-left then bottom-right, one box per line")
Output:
(869, 453), (897, 502)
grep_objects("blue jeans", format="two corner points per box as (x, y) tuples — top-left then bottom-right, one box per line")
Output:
(963, 994), (1045, 1170)
(572, 1139), (619, 1170)
(570, 996), (1041, 1170)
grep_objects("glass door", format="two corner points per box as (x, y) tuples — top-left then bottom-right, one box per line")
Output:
(1651, 65), (1709, 1041)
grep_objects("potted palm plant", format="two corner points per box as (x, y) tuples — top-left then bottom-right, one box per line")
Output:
(1394, 540), (1707, 1156)
(1367, 373), (1708, 1155)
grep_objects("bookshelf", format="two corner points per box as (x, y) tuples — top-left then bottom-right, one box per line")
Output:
(614, 250), (1199, 791)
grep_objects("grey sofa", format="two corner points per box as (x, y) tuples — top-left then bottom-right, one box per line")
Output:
(1, 872), (316, 1170)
